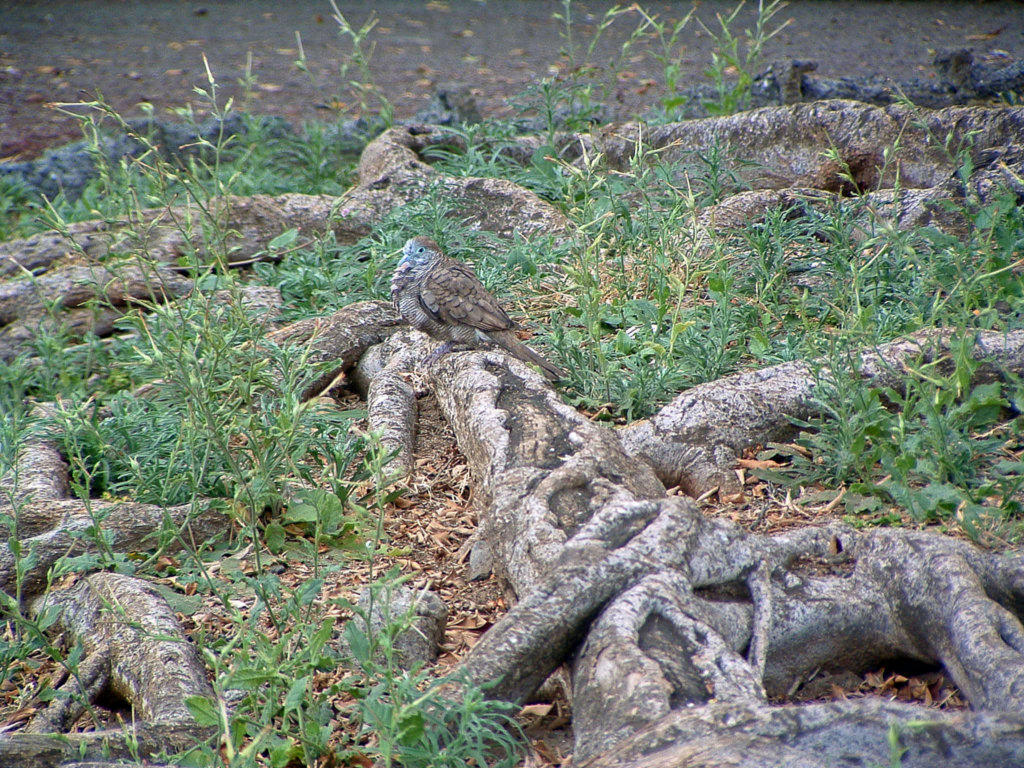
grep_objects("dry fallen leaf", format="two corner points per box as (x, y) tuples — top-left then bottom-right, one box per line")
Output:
(737, 458), (783, 470)
(520, 703), (554, 718)
(966, 28), (1004, 41)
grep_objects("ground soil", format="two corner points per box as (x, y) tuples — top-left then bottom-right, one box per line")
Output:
(2, 0), (1023, 158)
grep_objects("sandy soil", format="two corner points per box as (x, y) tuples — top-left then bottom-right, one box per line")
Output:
(2, 0), (1023, 158)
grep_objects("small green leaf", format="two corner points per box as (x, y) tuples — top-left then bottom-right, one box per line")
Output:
(284, 675), (309, 712)
(227, 667), (275, 689)
(282, 502), (319, 524)
(186, 695), (219, 727)
(396, 709), (426, 746)
(268, 228), (299, 251)
(264, 521), (286, 553)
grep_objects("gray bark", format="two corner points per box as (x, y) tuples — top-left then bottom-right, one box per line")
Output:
(351, 328), (433, 478)
(589, 102), (1024, 193)
(0, 573), (215, 767)
(29, 572), (213, 725)
(1, 427), (229, 597)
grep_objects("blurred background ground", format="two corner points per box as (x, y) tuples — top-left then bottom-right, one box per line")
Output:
(2, 0), (1023, 159)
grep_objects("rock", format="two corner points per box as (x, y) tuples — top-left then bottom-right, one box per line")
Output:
(316, 116), (381, 155)
(412, 83), (482, 126)
(0, 114), (294, 202)
(467, 539), (494, 582)
(346, 584), (448, 671)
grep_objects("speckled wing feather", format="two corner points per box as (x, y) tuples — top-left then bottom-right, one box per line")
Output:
(421, 259), (514, 331)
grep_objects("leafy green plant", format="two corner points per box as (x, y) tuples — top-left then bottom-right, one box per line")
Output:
(0, 176), (40, 240)
(184, 579), (343, 768)
(632, 5), (697, 116)
(294, 1), (393, 124)
(510, 1), (651, 140)
(700, 0), (791, 115)
(344, 578), (524, 768)
(759, 337), (1024, 540)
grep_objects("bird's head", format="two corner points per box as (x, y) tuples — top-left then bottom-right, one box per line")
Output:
(400, 236), (442, 267)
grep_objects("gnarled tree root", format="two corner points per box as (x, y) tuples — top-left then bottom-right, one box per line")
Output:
(619, 328), (1024, 495)
(349, 333), (1024, 766)
(577, 698), (1024, 768)
(1, 428), (229, 597)
(0, 572), (214, 767)
(352, 328), (434, 478)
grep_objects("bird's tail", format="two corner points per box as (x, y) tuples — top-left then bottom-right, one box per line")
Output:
(501, 334), (566, 382)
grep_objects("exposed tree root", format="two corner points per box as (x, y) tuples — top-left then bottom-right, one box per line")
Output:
(1, 429), (229, 597)
(352, 328), (433, 478)
(619, 328), (1024, 495)
(361, 339), (1024, 765)
(0, 193), (349, 280)
(265, 299), (404, 398)
(589, 102), (1024, 193)
(0, 498), (226, 596)
(23, 648), (109, 734)
(0, 722), (209, 768)
(0, 261), (193, 361)
(0, 572), (214, 767)
(690, 141), (1023, 243)
(576, 698), (1024, 768)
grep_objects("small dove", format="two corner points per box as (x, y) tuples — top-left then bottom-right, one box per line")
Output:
(390, 236), (565, 381)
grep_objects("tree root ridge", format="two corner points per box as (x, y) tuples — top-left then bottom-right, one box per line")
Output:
(576, 698), (1024, 768)
(0, 723), (213, 768)
(0, 573), (216, 767)
(30, 572), (213, 725)
(620, 328), (1024, 495)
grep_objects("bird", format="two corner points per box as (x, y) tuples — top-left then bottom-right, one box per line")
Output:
(390, 236), (565, 381)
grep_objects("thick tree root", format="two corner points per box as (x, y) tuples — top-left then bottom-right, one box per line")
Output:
(690, 142), (1023, 243)
(23, 648), (110, 734)
(0, 498), (227, 596)
(352, 329), (433, 477)
(396, 342), (1024, 765)
(0, 572), (215, 767)
(266, 299), (404, 398)
(589, 102), (1024, 193)
(619, 328), (1024, 495)
(0, 262), (194, 361)
(29, 572), (213, 725)
(1, 429), (229, 597)
(0, 193), (350, 280)
(576, 698), (1024, 768)
(0, 723), (210, 768)
(345, 125), (569, 243)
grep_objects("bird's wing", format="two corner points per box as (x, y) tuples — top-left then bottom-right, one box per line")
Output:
(421, 260), (514, 331)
